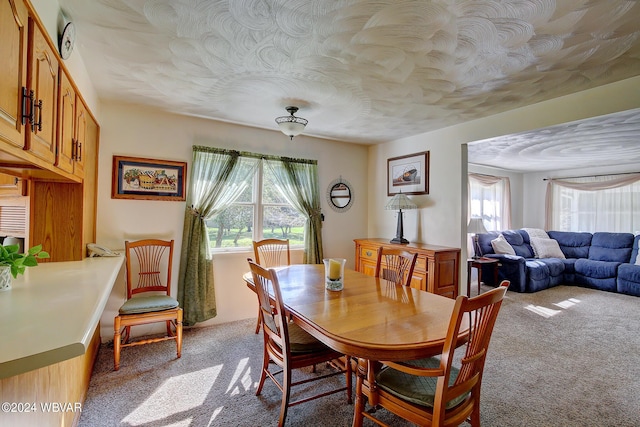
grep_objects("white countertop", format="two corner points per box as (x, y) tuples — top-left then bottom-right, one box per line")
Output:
(0, 256), (124, 379)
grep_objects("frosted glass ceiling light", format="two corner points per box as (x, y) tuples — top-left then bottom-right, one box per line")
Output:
(275, 106), (308, 140)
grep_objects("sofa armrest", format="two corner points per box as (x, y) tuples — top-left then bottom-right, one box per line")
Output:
(480, 254), (527, 292)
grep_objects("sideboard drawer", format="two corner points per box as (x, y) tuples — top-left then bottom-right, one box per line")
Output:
(359, 246), (378, 262)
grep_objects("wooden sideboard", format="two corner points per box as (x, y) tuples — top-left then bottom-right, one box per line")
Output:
(354, 238), (461, 298)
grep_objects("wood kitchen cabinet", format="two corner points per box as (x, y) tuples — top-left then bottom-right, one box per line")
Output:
(25, 14), (59, 164)
(355, 238), (461, 298)
(56, 69), (87, 178)
(0, 0), (29, 149)
(0, 0), (99, 262)
(0, 172), (26, 197)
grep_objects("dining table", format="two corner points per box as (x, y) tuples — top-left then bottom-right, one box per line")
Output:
(243, 263), (468, 362)
(243, 263), (470, 426)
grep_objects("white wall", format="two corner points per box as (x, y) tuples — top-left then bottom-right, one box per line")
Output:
(96, 102), (369, 337)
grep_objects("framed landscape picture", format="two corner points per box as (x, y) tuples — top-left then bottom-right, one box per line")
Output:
(112, 155), (187, 201)
(387, 151), (429, 195)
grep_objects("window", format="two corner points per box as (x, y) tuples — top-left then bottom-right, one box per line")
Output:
(206, 161), (306, 249)
(468, 173), (511, 231)
(548, 174), (640, 232)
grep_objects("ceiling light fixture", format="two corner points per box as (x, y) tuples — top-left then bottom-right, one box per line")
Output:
(275, 106), (308, 140)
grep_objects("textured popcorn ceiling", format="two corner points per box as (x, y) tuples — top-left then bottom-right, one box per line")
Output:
(58, 0), (640, 171)
(468, 108), (640, 172)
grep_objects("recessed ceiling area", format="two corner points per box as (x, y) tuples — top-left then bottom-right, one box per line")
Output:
(56, 0), (640, 171)
(467, 108), (640, 173)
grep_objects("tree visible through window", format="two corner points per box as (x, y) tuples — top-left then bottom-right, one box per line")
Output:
(206, 161), (306, 249)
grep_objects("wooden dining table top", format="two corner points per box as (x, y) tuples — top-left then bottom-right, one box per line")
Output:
(243, 264), (468, 361)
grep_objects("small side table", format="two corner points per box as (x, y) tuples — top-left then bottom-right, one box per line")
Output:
(467, 257), (501, 296)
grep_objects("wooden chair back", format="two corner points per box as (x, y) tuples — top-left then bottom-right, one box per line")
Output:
(248, 259), (290, 362)
(247, 259), (352, 425)
(114, 238), (182, 371)
(356, 280), (509, 426)
(253, 238), (290, 268)
(125, 239), (174, 298)
(374, 247), (418, 287)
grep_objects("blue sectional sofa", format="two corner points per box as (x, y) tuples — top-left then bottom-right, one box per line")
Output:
(476, 229), (640, 297)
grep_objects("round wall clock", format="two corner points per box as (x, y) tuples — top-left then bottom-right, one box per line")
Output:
(58, 21), (76, 60)
(326, 177), (354, 213)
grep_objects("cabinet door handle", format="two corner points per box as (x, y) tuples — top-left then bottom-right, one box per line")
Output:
(366, 251), (372, 257)
(21, 87), (34, 126)
(77, 141), (82, 161)
(32, 99), (43, 132)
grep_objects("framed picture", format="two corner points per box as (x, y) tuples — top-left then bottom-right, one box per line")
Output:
(387, 151), (429, 196)
(112, 155), (187, 201)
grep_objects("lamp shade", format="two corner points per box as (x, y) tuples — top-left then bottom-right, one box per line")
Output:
(385, 193), (418, 211)
(467, 217), (488, 234)
(275, 106), (308, 139)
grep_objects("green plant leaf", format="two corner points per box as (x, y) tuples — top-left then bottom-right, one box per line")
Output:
(27, 244), (43, 256)
(22, 256), (38, 267)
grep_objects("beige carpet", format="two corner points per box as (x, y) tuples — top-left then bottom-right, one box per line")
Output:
(78, 285), (640, 426)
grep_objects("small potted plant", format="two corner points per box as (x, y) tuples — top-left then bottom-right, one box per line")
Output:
(0, 244), (50, 291)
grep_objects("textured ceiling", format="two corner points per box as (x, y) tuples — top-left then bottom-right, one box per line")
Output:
(468, 108), (640, 172)
(57, 0), (640, 170)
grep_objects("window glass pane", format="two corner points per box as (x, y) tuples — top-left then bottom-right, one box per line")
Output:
(263, 165), (288, 204)
(551, 178), (640, 232)
(207, 205), (254, 248)
(235, 182), (253, 203)
(262, 206), (305, 245)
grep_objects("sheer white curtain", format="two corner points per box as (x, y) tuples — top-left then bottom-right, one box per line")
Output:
(468, 173), (512, 231)
(546, 173), (640, 232)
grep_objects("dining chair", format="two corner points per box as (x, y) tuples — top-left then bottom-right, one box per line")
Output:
(247, 259), (352, 427)
(113, 239), (183, 371)
(374, 247), (418, 287)
(252, 238), (291, 333)
(353, 280), (510, 427)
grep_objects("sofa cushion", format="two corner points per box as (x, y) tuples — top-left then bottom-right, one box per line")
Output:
(589, 232), (634, 262)
(560, 258), (578, 284)
(530, 237), (565, 259)
(491, 234), (515, 255)
(477, 231), (500, 257)
(575, 259), (620, 279)
(617, 264), (640, 296)
(547, 231), (592, 259)
(503, 230), (534, 258)
(631, 234), (640, 265)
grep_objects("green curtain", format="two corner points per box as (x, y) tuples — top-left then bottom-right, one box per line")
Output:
(178, 146), (257, 325)
(266, 158), (323, 264)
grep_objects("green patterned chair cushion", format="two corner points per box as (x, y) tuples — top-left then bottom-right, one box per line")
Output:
(376, 357), (469, 410)
(287, 322), (328, 353)
(263, 315), (327, 353)
(119, 295), (179, 314)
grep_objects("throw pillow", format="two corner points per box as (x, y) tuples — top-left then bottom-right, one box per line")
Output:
(636, 240), (640, 265)
(530, 237), (566, 259)
(491, 234), (516, 255)
(523, 228), (549, 240)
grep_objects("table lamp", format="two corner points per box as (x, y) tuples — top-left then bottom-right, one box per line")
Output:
(385, 192), (417, 244)
(467, 217), (488, 258)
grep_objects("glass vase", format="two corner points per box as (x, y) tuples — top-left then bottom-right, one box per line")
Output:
(323, 258), (346, 291)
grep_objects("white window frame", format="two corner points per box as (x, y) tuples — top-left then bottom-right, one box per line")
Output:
(209, 161), (305, 252)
